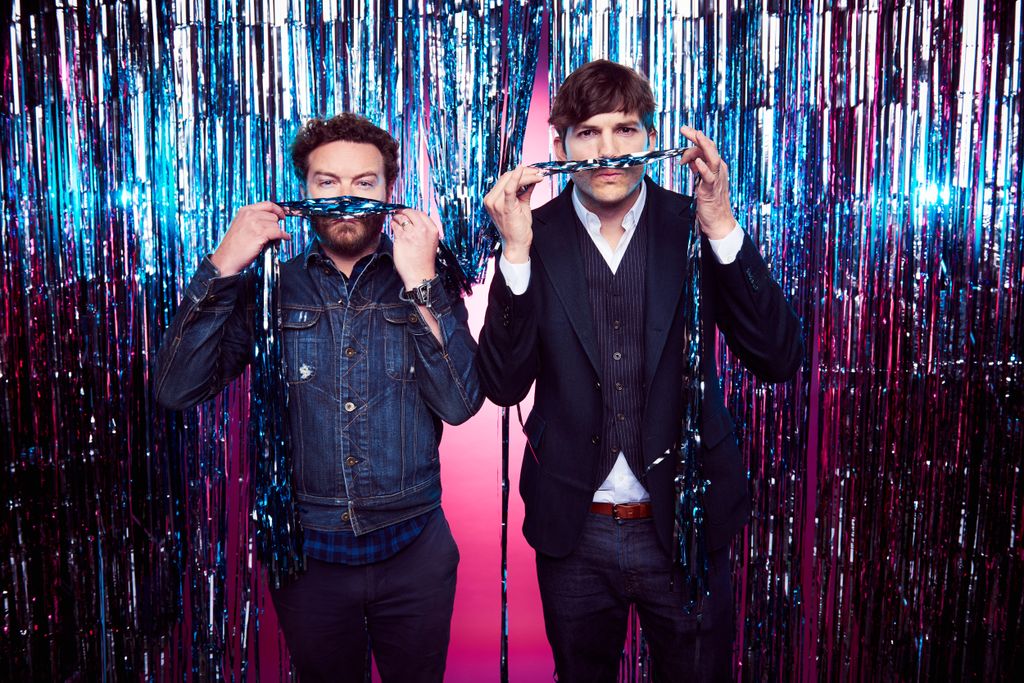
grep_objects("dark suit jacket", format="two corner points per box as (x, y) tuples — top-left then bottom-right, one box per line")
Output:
(477, 178), (802, 558)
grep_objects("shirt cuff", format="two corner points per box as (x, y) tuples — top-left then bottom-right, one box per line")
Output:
(706, 222), (745, 265)
(498, 254), (531, 296)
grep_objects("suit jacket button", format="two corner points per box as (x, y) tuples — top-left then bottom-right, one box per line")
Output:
(591, 435), (600, 445)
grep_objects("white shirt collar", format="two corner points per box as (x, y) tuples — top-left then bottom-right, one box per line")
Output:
(571, 179), (647, 238)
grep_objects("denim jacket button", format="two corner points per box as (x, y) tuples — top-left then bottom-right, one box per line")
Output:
(345, 347), (356, 358)
(344, 401), (356, 412)
(346, 456), (358, 467)
(341, 511), (350, 522)
(408, 313), (420, 324)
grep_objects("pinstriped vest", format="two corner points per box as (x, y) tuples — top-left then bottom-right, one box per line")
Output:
(577, 212), (648, 484)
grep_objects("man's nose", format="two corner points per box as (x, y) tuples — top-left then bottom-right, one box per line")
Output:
(597, 131), (616, 158)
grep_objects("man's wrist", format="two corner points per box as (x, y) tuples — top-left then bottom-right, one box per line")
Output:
(702, 217), (737, 241)
(501, 241), (531, 264)
(401, 271), (436, 291)
(400, 274), (442, 308)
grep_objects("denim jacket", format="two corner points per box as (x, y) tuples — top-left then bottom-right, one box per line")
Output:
(155, 236), (483, 534)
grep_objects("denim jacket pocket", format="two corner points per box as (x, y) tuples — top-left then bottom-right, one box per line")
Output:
(281, 307), (323, 385)
(381, 305), (415, 382)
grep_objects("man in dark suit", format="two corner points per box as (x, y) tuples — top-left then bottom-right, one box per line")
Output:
(478, 60), (802, 681)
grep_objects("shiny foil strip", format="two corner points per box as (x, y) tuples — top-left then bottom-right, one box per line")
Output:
(279, 197), (474, 295)
(530, 146), (691, 173)
(277, 196), (410, 217)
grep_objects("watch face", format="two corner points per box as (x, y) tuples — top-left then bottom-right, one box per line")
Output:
(415, 283), (430, 305)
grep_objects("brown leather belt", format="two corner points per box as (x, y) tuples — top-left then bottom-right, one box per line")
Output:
(589, 502), (653, 520)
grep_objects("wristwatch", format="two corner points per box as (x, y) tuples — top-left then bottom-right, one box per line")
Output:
(402, 277), (435, 307)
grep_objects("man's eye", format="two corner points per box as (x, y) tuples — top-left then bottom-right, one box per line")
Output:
(618, 127), (637, 134)
(578, 130), (596, 137)
(319, 179), (335, 186)
(357, 180), (374, 188)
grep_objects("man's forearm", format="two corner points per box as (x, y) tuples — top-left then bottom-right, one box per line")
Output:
(154, 258), (254, 410)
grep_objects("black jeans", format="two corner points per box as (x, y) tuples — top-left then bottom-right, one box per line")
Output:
(270, 510), (460, 683)
(536, 512), (733, 683)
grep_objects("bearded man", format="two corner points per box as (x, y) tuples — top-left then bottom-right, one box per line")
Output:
(155, 114), (482, 683)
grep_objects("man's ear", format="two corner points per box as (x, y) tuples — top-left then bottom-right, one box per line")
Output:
(647, 127), (657, 150)
(554, 135), (568, 162)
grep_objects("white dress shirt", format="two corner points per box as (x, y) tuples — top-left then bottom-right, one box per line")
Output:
(498, 183), (745, 503)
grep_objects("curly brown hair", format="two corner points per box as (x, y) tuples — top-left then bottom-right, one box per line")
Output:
(290, 114), (400, 189)
(549, 60), (656, 140)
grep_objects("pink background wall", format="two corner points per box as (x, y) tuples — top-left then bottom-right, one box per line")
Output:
(414, 72), (557, 683)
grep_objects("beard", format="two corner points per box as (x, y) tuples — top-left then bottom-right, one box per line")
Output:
(312, 214), (385, 258)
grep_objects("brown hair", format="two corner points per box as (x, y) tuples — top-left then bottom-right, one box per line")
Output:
(549, 60), (656, 139)
(290, 113), (400, 188)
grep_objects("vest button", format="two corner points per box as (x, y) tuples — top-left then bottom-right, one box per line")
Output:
(612, 351), (622, 361)
(595, 381), (601, 389)
(591, 435), (600, 445)
(615, 382), (623, 391)
(616, 413), (625, 421)
(613, 320), (621, 330)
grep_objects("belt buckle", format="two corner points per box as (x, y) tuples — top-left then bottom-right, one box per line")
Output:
(611, 504), (622, 521)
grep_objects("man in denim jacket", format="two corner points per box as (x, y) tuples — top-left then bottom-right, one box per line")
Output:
(155, 114), (483, 682)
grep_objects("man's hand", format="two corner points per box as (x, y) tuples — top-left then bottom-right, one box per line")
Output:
(210, 202), (291, 276)
(483, 165), (546, 263)
(680, 127), (737, 240)
(392, 209), (439, 289)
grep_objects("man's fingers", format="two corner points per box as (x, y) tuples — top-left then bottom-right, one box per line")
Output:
(516, 179), (539, 200)
(694, 130), (722, 168)
(256, 219), (289, 241)
(394, 209), (440, 241)
(503, 166), (527, 202)
(680, 127), (722, 173)
(679, 147), (703, 165)
(253, 201), (286, 219)
(514, 167), (546, 198)
(693, 157), (718, 184)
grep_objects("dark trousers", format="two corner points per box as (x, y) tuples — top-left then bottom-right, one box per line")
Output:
(536, 512), (733, 683)
(270, 511), (460, 683)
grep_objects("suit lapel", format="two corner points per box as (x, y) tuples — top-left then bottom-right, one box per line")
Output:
(533, 185), (603, 378)
(643, 179), (696, 395)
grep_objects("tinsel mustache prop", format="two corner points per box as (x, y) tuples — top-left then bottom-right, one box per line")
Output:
(278, 197), (473, 295)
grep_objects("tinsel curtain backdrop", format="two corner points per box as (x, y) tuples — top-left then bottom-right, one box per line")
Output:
(1, 0), (1022, 681)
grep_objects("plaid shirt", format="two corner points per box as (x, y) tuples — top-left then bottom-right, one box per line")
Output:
(303, 508), (437, 565)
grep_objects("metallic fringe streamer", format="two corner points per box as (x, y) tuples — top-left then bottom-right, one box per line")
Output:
(3, 0), (1023, 680)
(673, 202), (707, 606)
(250, 247), (304, 587)
(423, 0), (544, 282)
